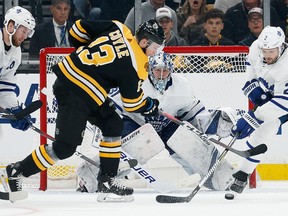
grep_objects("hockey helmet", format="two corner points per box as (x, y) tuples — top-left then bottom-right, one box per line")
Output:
(4, 6), (36, 38)
(136, 19), (165, 45)
(148, 51), (173, 94)
(258, 26), (285, 50)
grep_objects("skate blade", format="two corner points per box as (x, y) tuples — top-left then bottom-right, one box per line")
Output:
(97, 193), (134, 202)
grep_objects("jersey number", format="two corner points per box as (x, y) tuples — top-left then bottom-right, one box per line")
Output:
(77, 36), (116, 66)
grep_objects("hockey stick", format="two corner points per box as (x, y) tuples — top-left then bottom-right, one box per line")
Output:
(0, 100), (43, 120)
(159, 110), (266, 158)
(156, 135), (238, 203)
(29, 123), (200, 193)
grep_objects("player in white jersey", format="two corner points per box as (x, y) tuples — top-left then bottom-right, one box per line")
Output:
(229, 26), (288, 194)
(77, 51), (239, 192)
(0, 6), (36, 130)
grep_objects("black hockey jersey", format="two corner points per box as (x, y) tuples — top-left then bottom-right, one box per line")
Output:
(52, 19), (149, 113)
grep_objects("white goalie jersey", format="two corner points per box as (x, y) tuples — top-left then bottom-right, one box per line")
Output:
(0, 32), (22, 108)
(112, 73), (206, 133)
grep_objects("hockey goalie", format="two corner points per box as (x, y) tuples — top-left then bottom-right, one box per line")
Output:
(77, 51), (240, 194)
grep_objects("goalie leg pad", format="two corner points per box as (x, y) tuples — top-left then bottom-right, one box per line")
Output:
(121, 123), (165, 164)
(76, 156), (100, 193)
(167, 122), (235, 190)
(167, 123), (217, 175)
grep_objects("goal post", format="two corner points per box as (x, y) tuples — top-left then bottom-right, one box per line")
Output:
(39, 46), (256, 191)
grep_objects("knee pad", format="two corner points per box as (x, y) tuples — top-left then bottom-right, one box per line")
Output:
(52, 141), (78, 160)
(99, 111), (123, 137)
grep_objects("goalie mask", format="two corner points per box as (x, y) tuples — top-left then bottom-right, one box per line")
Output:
(148, 51), (173, 94)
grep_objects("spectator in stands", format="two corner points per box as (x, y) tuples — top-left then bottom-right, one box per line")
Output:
(156, 7), (187, 46)
(29, 0), (73, 60)
(213, 0), (241, 13)
(73, 0), (102, 21)
(177, 0), (207, 45)
(222, 0), (282, 44)
(239, 7), (263, 46)
(124, 0), (178, 35)
(99, 0), (135, 23)
(270, 0), (288, 42)
(192, 8), (234, 45)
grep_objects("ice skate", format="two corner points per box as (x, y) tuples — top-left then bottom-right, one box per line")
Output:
(5, 162), (23, 192)
(97, 174), (134, 202)
(228, 171), (249, 194)
(0, 163), (28, 202)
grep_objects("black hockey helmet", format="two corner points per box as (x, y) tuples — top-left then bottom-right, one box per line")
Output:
(135, 19), (165, 45)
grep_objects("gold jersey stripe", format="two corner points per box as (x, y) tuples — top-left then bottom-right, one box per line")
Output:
(124, 100), (147, 112)
(59, 58), (107, 105)
(32, 150), (46, 171)
(100, 141), (121, 148)
(69, 20), (90, 43)
(99, 152), (121, 158)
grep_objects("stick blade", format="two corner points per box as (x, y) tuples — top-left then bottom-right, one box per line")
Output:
(248, 144), (268, 157)
(156, 195), (188, 203)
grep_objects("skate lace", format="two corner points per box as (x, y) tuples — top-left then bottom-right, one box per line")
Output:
(9, 174), (23, 191)
(110, 178), (126, 190)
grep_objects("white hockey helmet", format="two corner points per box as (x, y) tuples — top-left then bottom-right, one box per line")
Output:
(258, 26), (285, 49)
(148, 51), (173, 94)
(4, 6), (36, 38)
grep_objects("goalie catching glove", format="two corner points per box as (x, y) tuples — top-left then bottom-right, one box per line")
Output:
(141, 97), (159, 116)
(231, 111), (263, 139)
(242, 79), (272, 106)
(7, 105), (31, 131)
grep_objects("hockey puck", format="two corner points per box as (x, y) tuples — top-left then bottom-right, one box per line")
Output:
(225, 193), (234, 200)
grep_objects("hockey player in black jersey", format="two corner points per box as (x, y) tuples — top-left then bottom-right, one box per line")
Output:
(3, 19), (165, 202)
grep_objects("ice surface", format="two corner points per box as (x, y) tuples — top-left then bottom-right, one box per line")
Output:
(1, 181), (288, 216)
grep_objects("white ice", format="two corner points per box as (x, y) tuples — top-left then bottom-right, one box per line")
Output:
(1, 181), (288, 216)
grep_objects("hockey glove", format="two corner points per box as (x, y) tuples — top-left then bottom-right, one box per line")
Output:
(8, 106), (31, 131)
(242, 79), (271, 106)
(141, 97), (159, 116)
(231, 111), (262, 139)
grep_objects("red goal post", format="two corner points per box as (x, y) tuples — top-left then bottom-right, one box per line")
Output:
(39, 46), (256, 191)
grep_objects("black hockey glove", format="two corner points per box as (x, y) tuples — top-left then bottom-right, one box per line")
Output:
(141, 97), (159, 117)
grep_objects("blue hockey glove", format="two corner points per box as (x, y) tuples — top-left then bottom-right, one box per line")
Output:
(141, 97), (159, 116)
(231, 111), (263, 139)
(242, 79), (271, 106)
(8, 106), (31, 131)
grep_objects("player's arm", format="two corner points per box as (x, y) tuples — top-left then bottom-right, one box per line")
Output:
(0, 66), (30, 131)
(68, 19), (116, 48)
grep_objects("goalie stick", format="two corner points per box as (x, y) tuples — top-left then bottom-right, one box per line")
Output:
(155, 136), (239, 203)
(0, 100), (43, 120)
(159, 110), (266, 158)
(156, 108), (267, 203)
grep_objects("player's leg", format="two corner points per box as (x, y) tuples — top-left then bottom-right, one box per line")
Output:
(90, 102), (133, 201)
(4, 80), (88, 192)
(229, 118), (281, 193)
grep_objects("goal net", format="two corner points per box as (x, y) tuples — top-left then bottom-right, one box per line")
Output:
(38, 46), (256, 191)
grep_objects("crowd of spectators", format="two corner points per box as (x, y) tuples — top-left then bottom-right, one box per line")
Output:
(4, 0), (287, 58)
